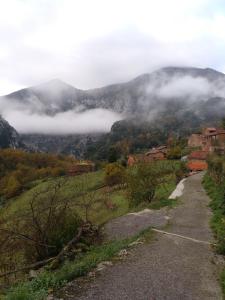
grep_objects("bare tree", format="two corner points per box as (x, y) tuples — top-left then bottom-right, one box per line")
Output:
(73, 174), (103, 224)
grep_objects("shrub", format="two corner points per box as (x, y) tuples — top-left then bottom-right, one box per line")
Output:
(4, 175), (22, 199)
(167, 146), (182, 160)
(207, 155), (225, 185)
(104, 163), (125, 186)
(175, 162), (188, 183)
(203, 174), (225, 255)
(126, 163), (170, 206)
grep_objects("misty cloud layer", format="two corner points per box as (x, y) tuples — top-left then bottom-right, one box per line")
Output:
(3, 109), (122, 135)
(1, 69), (225, 135)
(0, 79), (123, 134)
(157, 76), (212, 98)
(144, 72), (225, 100)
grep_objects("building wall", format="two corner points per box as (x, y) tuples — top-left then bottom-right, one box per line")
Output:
(188, 134), (204, 148)
(218, 133), (225, 144)
(146, 152), (166, 161)
(68, 164), (94, 176)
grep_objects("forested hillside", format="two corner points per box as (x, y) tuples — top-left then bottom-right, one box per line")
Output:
(0, 149), (75, 202)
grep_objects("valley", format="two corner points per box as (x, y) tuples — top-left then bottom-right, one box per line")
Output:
(0, 67), (225, 299)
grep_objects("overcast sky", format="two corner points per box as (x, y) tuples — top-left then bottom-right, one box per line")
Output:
(1, 0), (225, 95)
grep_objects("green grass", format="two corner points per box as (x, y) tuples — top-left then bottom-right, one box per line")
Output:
(4, 229), (154, 300)
(132, 174), (178, 211)
(2, 161), (179, 226)
(149, 197), (178, 210)
(202, 174), (225, 255)
(1, 161), (179, 298)
(1, 171), (104, 218)
(221, 269), (225, 298)
(150, 177), (177, 209)
(202, 173), (225, 297)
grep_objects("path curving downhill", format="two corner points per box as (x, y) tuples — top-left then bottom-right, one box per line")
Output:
(61, 173), (223, 300)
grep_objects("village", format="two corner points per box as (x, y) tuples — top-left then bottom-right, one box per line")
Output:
(128, 127), (225, 172)
(67, 127), (225, 176)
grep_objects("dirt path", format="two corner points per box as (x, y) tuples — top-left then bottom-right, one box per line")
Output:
(61, 173), (222, 300)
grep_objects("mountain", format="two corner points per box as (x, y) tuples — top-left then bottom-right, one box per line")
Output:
(3, 79), (88, 115)
(3, 67), (225, 117)
(0, 116), (21, 148)
(2, 66), (225, 157)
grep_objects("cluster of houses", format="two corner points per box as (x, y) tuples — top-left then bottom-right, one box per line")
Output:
(127, 127), (225, 172)
(66, 127), (225, 176)
(188, 127), (225, 154)
(187, 127), (225, 171)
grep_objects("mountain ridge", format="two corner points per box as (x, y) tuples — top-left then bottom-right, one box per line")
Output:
(3, 66), (225, 97)
(1, 66), (225, 156)
(0, 67), (225, 117)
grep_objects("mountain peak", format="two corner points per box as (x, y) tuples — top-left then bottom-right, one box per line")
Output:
(32, 78), (78, 92)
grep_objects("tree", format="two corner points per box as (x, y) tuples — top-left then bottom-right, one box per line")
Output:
(4, 175), (22, 199)
(126, 162), (170, 206)
(73, 174), (103, 223)
(174, 162), (188, 183)
(108, 146), (120, 163)
(1, 178), (82, 263)
(167, 146), (182, 160)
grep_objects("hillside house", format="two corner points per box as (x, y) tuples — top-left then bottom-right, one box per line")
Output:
(67, 161), (95, 176)
(188, 127), (225, 154)
(145, 146), (167, 160)
(188, 133), (205, 148)
(127, 146), (167, 166)
(187, 150), (208, 172)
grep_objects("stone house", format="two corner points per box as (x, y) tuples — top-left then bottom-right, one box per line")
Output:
(188, 127), (225, 154)
(68, 161), (95, 176)
(127, 146), (167, 166)
(145, 146), (167, 160)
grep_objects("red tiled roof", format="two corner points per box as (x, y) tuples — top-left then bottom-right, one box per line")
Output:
(187, 161), (208, 171)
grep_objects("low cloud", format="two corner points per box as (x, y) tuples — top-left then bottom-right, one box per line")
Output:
(157, 76), (212, 98)
(2, 109), (122, 135)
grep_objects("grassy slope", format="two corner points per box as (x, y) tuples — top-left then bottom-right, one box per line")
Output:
(1, 171), (130, 227)
(202, 174), (225, 297)
(2, 161), (179, 226)
(1, 161), (179, 299)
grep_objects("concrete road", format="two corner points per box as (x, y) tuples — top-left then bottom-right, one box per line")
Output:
(61, 173), (222, 300)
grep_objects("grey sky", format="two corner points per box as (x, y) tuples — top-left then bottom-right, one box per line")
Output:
(1, 0), (225, 95)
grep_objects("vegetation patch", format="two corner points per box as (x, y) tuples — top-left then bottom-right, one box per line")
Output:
(0, 154), (182, 297)
(203, 173), (225, 297)
(203, 174), (225, 255)
(4, 229), (153, 300)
